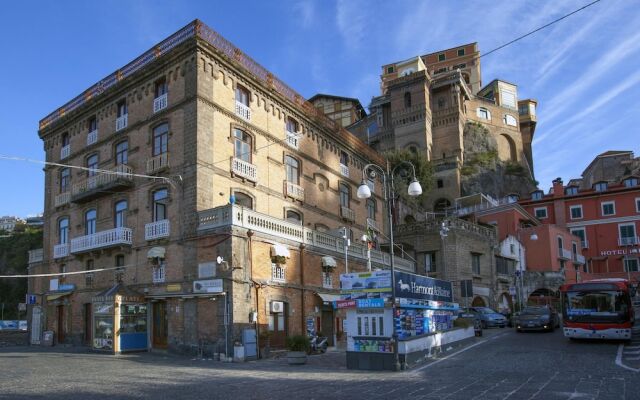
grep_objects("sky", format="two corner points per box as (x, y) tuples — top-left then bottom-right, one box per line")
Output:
(1, 0), (638, 217)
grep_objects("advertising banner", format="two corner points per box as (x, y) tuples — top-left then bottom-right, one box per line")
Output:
(394, 271), (453, 302)
(340, 270), (391, 300)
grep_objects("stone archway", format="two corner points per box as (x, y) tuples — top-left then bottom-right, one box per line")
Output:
(498, 133), (517, 162)
(497, 292), (514, 313)
(528, 288), (560, 309)
(471, 296), (487, 307)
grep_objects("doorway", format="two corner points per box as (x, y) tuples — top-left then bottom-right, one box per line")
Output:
(83, 303), (92, 346)
(471, 296), (487, 307)
(321, 309), (334, 346)
(56, 305), (65, 344)
(152, 301), (168, 348)
(268, 303), (287, 348)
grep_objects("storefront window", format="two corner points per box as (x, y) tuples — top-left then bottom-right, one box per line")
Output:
(120, 304), (148, 334)
(93, 303), (114, 350)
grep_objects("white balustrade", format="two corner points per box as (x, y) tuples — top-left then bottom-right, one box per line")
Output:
(28, 248), (44, 264)
(575, 254), (586, 264)
(231, 157), (258, 182)
(53, 243), (69, 259)
(581, 240), (589, 248)
(116, 114), (128, 131)
(71, 165), (133, 197)
(235, 101), (251, 121)
(558, 248), (572, 260)
(340, 206), (355, 222)
(70, 227), (133, 254)
(87, 130), (98, 146)
(285, 130), (299, 149)
(340, 163), (349, 177)
(197, 205), (415, 271)
(153, 93), (168, 113)
(146, 153), (169, 174)
(54, 192), (70, 207)
(285, 181), (304, 201)
(145, 219), (170, 240)
(60, 145), (70, 160)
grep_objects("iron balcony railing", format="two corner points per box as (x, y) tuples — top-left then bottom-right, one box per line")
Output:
(235, 101), (251, 121)
(284, 181), (304, 201)
(558, 248), (572, 260)
(153, 93), (168, 113)
(339, 163), (349, 177)
(54, 192), (71, 207)
(87, 130), (98, 146)
(116, 114), (128, 132)
(60, 145), (70, 160)
(285, 130), (299, 149)
(53, 243), (69, 259)
(231, 157), (258, 182)
(71, 165), (134, 197)
(70, 227), (133, 254)
(367, 218), (380, 232)
(574, 254), (586, 264)
(145, 219), (170, 240)
(146, 153), (169, 174)
(340, 206), (355, 222)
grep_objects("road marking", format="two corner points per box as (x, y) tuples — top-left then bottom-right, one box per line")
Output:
(527, 371), (559, 400)
(616, 344), (640, 372)
(410, 332), (508, 374)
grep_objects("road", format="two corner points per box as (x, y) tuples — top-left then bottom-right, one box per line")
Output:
(1, 327), (639, 399)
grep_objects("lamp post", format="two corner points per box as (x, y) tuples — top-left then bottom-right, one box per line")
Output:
(357, 160), (422, 371)
(361, 234), (372, 272)
(516, 229), (538, 311)
(342, 227), (350, 274)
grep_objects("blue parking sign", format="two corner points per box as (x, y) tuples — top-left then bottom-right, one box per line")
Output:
(26, 294), (37, 305)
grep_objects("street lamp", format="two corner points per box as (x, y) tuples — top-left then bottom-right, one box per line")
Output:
(516, 230), (537, 311)
(361, 234), (372, 272)
(357, 160), (422, 371)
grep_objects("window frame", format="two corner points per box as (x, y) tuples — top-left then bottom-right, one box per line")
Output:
(476, 107), (491, 120)
(438, 53), (445, 62)
(570, 228), (587, 248)
(86, 153), (99, 177)
(534, 207), (548, 219)
(619, 223), (637, 242)
(154, 77), (167, 98)
(58, 217), (69, 244)
(152, 189), (169, 222)
(457, 48), (465, 57)
(503, 114), (517, 126)
(115, 140), (128, 165)
(88, 116), (97, 133)
(471, 253), (481, 275)
(152, 123), (169, 157)
(233, 128), (253, 163)
(285, 209), (302, 225)
(271, 263), (286, 283)
(404, 92), (412, 108)
(284, 155), (300, 185)
(636, 198), (640, 213)
(235, 85), (250, 106)
(623, 178), (638, 187)
(366, 198), (376, 220)
(339, 183), (350, 208)
(424, 252), (436, 273)
(624, 258), (639, 272)
(117, 100), (127, 117)
(114, 200), (128, 228)
(60, 168), (70, 193)
(594, 182), (608, 192)
(565, 187), (578, 196)
(531, 191), (543, 200)
(601, 201), (615, 216)
(85, 209), (97, 235)
(569, 205), (583, 220)
(233, 191), (254, 209)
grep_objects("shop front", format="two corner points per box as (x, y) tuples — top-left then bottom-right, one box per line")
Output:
(91, 284), (148, 353)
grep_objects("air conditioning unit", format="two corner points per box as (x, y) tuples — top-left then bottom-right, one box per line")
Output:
(271, 301), (284, 313)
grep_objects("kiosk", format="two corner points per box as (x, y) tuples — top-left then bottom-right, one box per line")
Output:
(92, 284), (148, 353)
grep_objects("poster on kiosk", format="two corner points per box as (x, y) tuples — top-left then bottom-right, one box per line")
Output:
(340, 270), (457, 356)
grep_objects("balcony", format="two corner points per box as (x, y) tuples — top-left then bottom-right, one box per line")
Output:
(235, 101), (251, 121)
(145, 219), (170, 241)
(54, 192), (70, 208)
(285, 130), (299, 149)
(71, 165), (134, 203)
(367, 218), (380, 232)
(146, 153), (169, 175)
(581, 240), (589, 248)
(116, 114), (128, 132)
(153, 93), (168, 113)
(60, 144), (70, 160)
(284, 181), (304, 201)
(70, 227), (133, 254)
(340, 206), (355, 222)
(197, 204), (415, 272)
(87, 130), (98, 146)
(558, 248), (572, 260)
(574, 254), (586, 265)
(231, 157), (258, 182)
(53, 243), (69, 259)
(28, 248), (43, 264)
(619, 236), (639, 246)
(340, 163), (349, 177)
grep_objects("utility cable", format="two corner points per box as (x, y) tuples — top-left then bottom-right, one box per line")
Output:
(0, 262), (139, 279)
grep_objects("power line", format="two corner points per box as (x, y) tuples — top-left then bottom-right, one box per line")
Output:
(0, 263), (138, 279)
(481, 0), (602, 58)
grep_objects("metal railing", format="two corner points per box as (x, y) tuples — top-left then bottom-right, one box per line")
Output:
(558, 248), (572, 260)
(367, 218), (380, 232)
(619, 236), (639, 246)
(197, 204), (415, 272)
(60, 145), (70, 160)
(71, 165), (133, 196)
(28, 248), (44, 264)
(145, 219), (170, 240)
(285, 181), (304, 201)
(231, 157), (257, 182)
(581, 240), (589, 248)
(339, 163), (349, 177)
(54, 192), (70, 207)
(146, 153), (169, 174)
(53, 243), (69, 259)
(116, 114), (128, 131)
(153, 93), (168, 113)
(575, 254), (586, 264)
(70, 227), (133, 254)
(87, 130), (98, 146)
(340, 206), (355, 222)
(395, 218), (497, 240)
(235, 101), (251, 121)
(285, 130), (299, 149)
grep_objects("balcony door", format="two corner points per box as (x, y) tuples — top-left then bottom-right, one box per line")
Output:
(268, 303), (288, 348)
(152, 301), (168, 348)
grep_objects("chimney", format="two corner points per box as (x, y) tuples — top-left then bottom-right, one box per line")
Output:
(552, 177), (564, 199)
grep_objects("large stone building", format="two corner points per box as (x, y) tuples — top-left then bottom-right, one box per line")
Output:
(31, 20), (414, 354)
(346, 43), (537, 212)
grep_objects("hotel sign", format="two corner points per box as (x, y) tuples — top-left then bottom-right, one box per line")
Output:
(600, 247), (640, 256)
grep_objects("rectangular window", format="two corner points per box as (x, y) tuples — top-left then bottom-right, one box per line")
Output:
(438, 53), (445, 62)
(117, 100), (127, 117)
(619, 224), (637, 245)
(386, 66), (394, 74)
(60, 168), (70, 192)
(235, 86), (249, 106)
(357, 317), (362, 336)
(472, 253), (481, 275)
(271, 263), (285, 282)
(570, 205), (583, 219)
(322, 272), (332, 289)
(501, 89), (517, 109)
(154, 78), (167, 97)
(594, 182), (608, 192)
(88, 116), (97, 132)
(424, 252), (436, 272)
(379, 316), (384, 336)
(601, 201), (615, 216)
(153, 261), (166, 283)
(233, 129), (252, 163)
(115, 141), (128, 165)
(534, 207), (547, 219)
(625, 258), (639, 272)
(571, 228), (587, 248)
(457, 49), (465, 56)
(636, 198), (640, 213)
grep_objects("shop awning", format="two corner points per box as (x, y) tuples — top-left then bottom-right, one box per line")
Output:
(147, 246), (166, 259)
(270, 243), (290, 258)
(92, 284), (145, 303)
(321, 256), (337, 268)
(46, 292), (73, 301)
(316, 293), (341, 303)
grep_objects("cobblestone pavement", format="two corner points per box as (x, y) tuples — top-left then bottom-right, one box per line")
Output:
(0, 328), (638, 399)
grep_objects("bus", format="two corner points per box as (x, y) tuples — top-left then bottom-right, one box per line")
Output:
(560, 279), (635, 340)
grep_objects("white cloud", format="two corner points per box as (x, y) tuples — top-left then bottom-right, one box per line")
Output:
(294, 0), (316, 29)
(335, 0), (368, 51)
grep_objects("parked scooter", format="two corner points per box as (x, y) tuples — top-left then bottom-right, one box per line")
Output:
(308, 331), (328, 354)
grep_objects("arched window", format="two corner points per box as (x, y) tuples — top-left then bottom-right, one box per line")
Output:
(339, 183), (350, 208)
(286, 210), (302, 224)
(153, 189), (168, 221)
(87, 154), (99, 177)
(58, 218), (69, 244)
(233, 129), (252, 162)
(285, 156), (299, 185)
(234, 192), (253, 209)
(404, 92), (412, 108)
(60, 168), (70, 192)
(114, 200), (127, 228)
(85, 209), (97, 235)
(153, 123), (169, 156)
(115, 140), (128, 165)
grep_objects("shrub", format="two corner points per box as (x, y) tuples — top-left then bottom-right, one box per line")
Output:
(453, 318), (473, 329)
(286, 335), (310, 352)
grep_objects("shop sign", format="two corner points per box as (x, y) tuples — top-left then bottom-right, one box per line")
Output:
(58, 283), (76, 292)
(340, 270), (391, 293)
(166, 284), (181, 292)
(335, 298), (385, 309)
(600, 247), (640, 256)
(193, 279), (223, 294)
(394, 271), (453, 302)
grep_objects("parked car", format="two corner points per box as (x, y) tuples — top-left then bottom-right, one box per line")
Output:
(457, 310), (483, 336)
(514, 306), (560, 332)
(465, 307), (507, 329)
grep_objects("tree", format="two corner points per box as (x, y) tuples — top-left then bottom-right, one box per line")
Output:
(383, 149), (434, 207)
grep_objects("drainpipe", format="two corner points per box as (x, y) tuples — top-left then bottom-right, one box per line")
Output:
(300, 243), (306, 335)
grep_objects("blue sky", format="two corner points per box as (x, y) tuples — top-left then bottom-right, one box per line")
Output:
(1, 0), (638, 217)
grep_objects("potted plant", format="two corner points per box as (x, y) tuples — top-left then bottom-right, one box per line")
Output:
(259, 331), (272, 358)
(286, 335), (310, 365)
